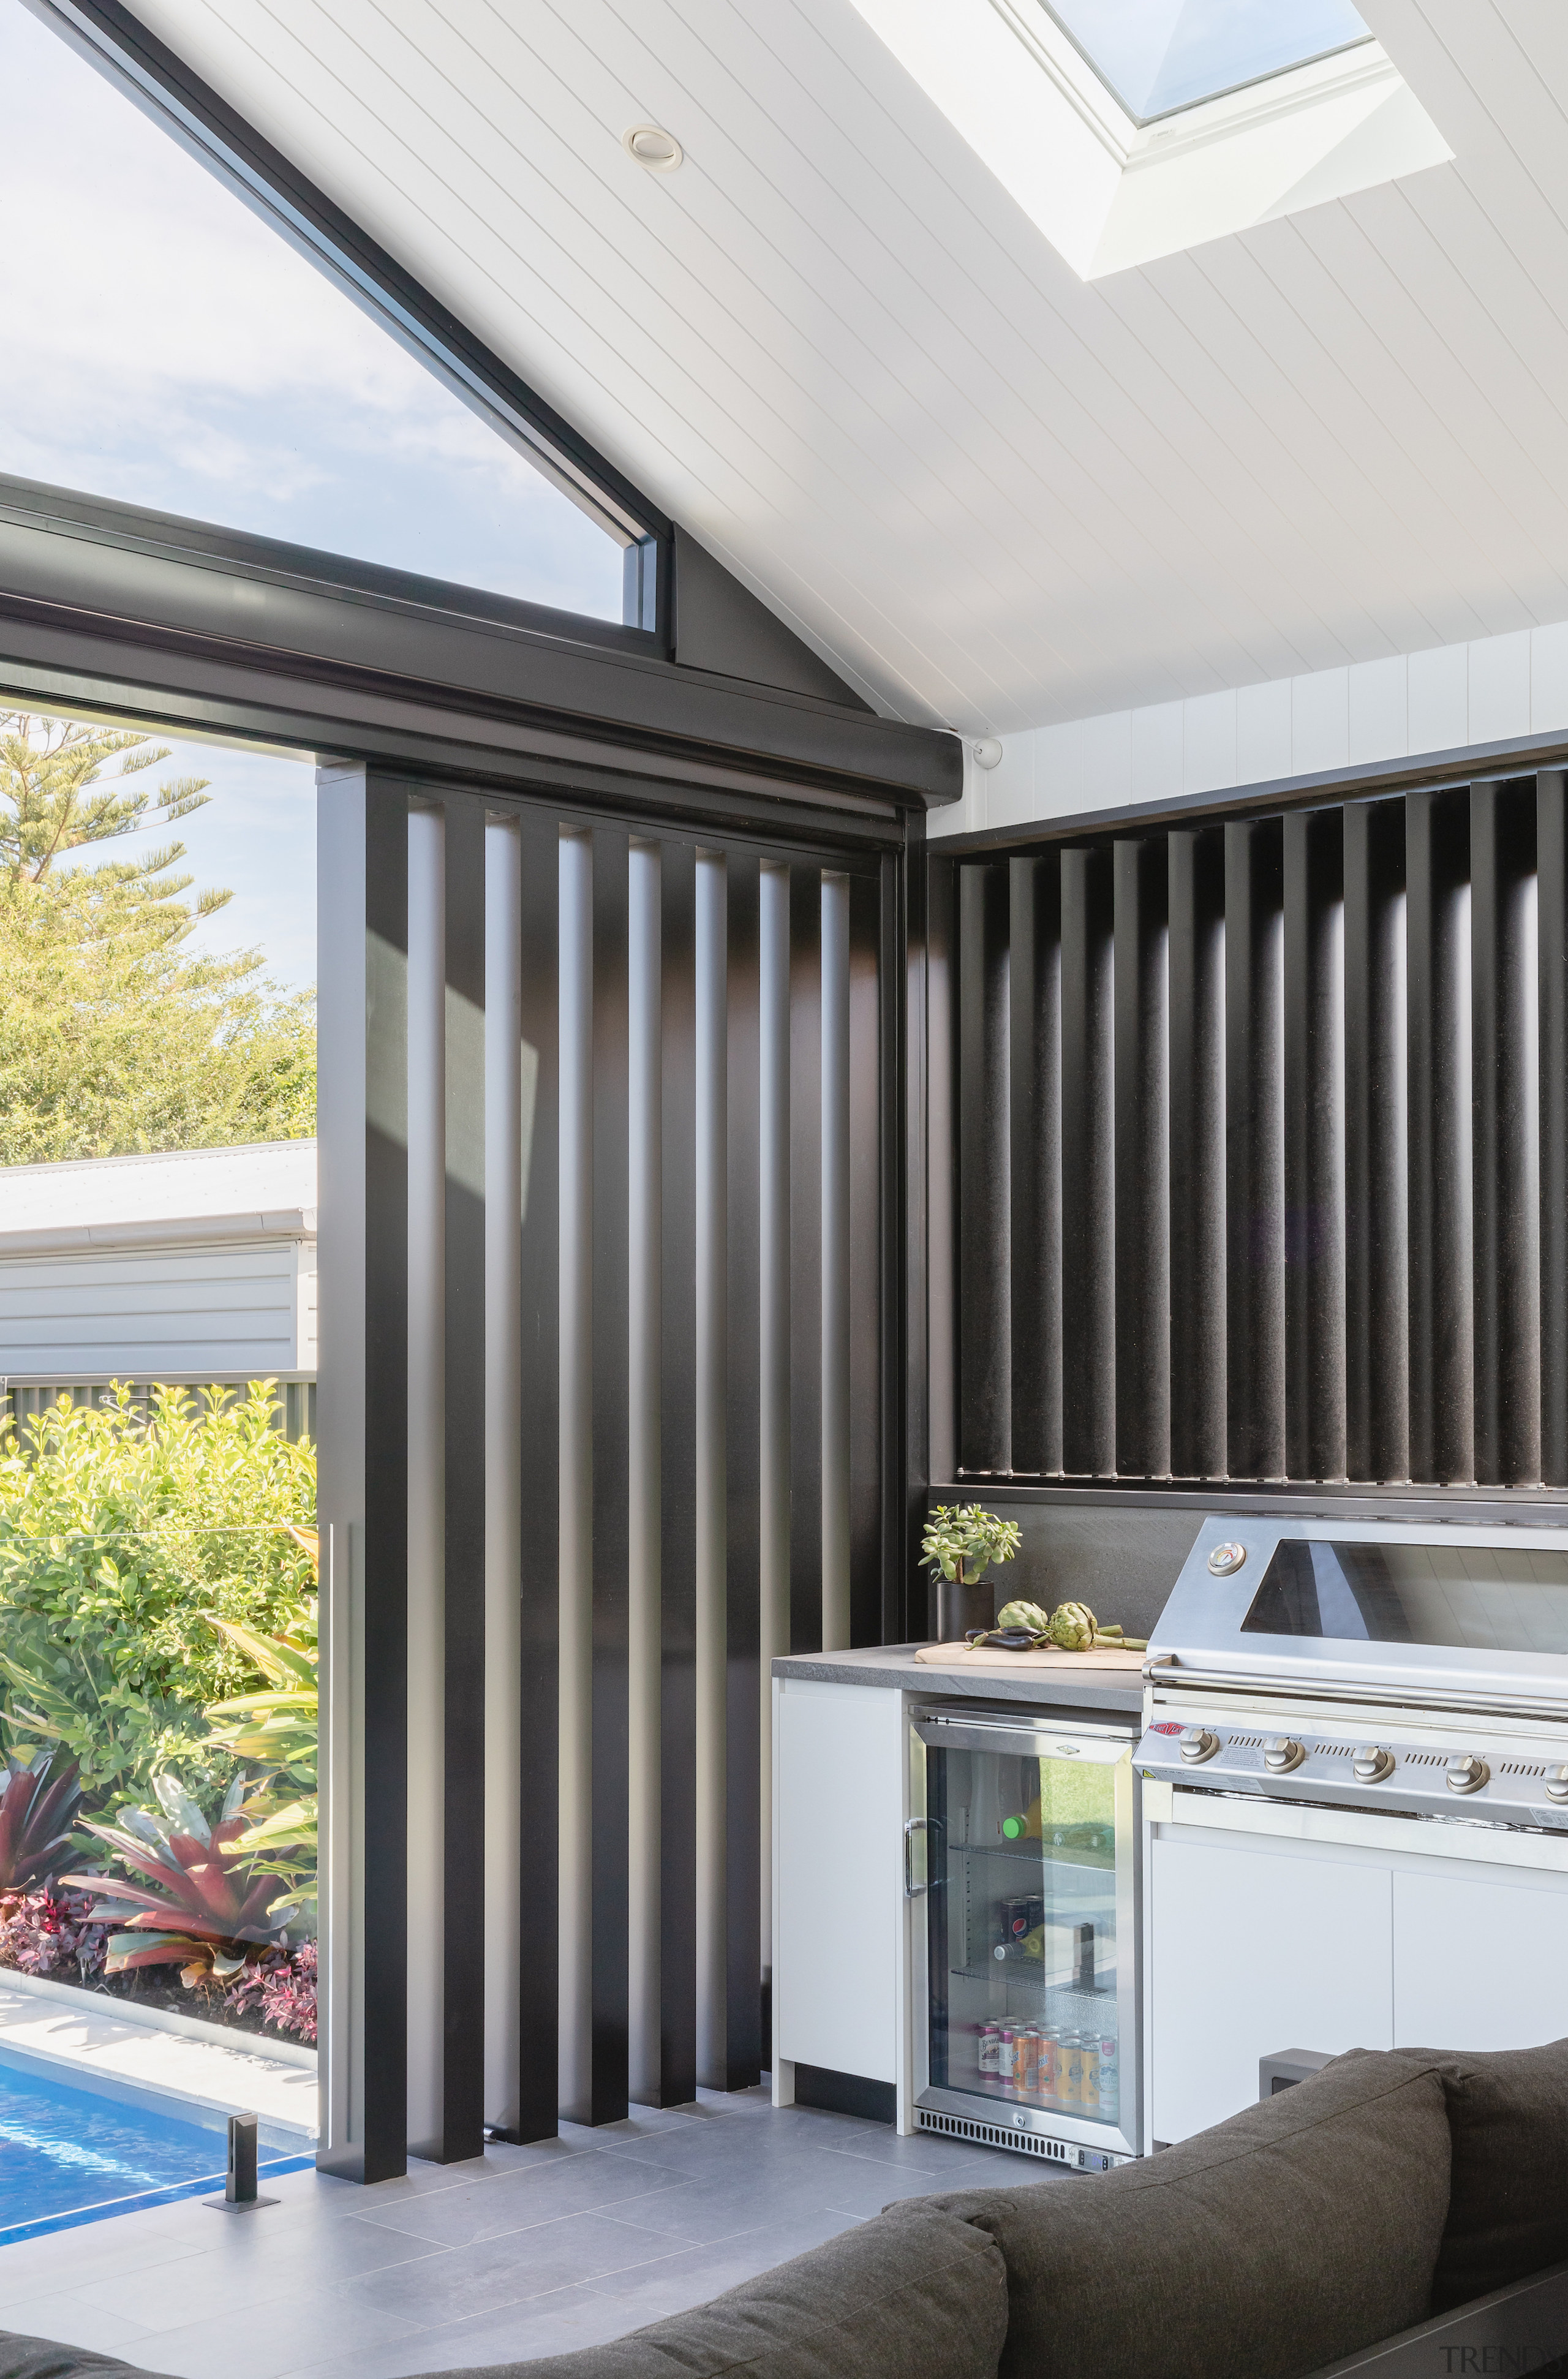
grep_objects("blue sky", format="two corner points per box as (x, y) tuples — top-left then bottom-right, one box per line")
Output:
(0, 0), (631, 992)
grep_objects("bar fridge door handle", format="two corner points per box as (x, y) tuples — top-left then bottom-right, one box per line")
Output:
(904, 1816), (940, 1898)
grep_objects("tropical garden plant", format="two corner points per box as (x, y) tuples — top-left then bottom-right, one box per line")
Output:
(0, 1747), (82, 1896)
(64, 1772), (298, 1986)
(0, 1382), (315, 1814)
(201, 1545), (318, 1921)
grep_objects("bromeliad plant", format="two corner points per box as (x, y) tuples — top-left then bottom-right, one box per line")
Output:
(0, 1747), (82, 1897)
(64, 1771), (298, 1987)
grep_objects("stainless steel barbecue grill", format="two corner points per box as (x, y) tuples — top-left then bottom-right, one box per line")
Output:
(1135, 1514), (1568, 2152)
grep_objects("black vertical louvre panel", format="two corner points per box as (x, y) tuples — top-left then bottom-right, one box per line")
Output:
(848, 870), (884, 1648)
(1167, 829), (1226, 1481)
(1471, 780), (1540, 1487)
(788, 865), (823, 1651)
(1541, 774), (1568, 1487)
(1407, 790), (1474, 1486)
(1283, 808), (1346, 1484)
(1114, 839), (1169, 1479)
(723, 853), (763, 2091)
(1225, 820), (1286, 1483)
(1060, 848), (1115, 1477)
(951, 764), (1568, 1496)
(658, 839), (698, 2109)
(514, 810), (559, 2146)
(1343, 799), (1408, 1485)
(361, 781), (409, 2183)
(590, 825), (631, 2124)
(957, 864), (1011, 1472)
(1009, 856), (1061, 1476)
(441, 796), (486, 2163)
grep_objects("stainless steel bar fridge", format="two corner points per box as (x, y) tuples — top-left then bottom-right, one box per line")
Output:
(907, 1702), (1142, 2168)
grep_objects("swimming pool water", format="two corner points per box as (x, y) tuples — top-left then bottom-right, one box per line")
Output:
(0, 2052), (313, 2244)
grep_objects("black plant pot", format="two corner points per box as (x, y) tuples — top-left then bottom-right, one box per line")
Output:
(935, 1572), (995, 1645)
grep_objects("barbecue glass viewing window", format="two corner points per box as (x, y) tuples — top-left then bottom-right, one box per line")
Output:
(1241, 1540), (1568, 1656)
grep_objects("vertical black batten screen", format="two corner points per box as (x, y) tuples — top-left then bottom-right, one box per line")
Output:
(658, 839), (698, 2108)
(590, 826), (631, 2124)
(1407, 789), (1474, 1485)
(848, 870), (884, 1647)
(723, 854), (763, 2090)
(957, 865), (1011, 1472)
(1060, 848), (1115, 1477)
(1540, 772), (1568, 1487)
(1283, 808), (1346, 1483)
(514, 810), (559, 2146)
(788, 867), (824, 1650)
(1343, 799), (1408, 1485)
(1009, 857), (1062, 1477)
(440, 796), (486, 2161)
(344, 778), (409, 2183)
(1471, 780), (1540, 1486)
(1225, 820), (1286, 1482)
(1113, 839), (1169, 1479)
(1167, 829), (1226, 1480)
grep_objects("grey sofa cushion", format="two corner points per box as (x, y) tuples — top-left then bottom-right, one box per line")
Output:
(0, 2200), (1008, 2379)
(927, 2048), (1453, 2379)
(1380, 2038), (1568, 2313)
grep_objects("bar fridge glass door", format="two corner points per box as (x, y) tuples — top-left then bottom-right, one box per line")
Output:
(910, 1708), (1139, 2161)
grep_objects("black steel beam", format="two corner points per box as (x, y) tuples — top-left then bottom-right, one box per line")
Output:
(789, 865), (824, 1651)
(1541, 772), (1568, 1487)
(724, 853), (763, 2090)
(848, 868), (884, 1646)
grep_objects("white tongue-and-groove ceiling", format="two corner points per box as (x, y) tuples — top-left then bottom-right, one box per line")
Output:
(119, 0), (1568, 739)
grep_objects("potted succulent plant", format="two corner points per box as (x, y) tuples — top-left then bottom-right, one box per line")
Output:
(919, 1504), (1022, 1642)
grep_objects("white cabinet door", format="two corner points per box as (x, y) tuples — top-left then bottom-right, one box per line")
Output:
(1150, 1834), (1393, 2143)
(775, 1682), (902, 2084)
(1394, 1869), (1568, 2053)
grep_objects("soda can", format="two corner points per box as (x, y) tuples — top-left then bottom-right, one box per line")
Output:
(978, 2023), (998, 2078)
(1061, 2032), (1084, 2104)
(1097, 2032), (1118, 2111)
(1038, 2027), (1059, 2099)
(1080, 2036), (1101, 2111)
(997, 2027), (1016, 2086)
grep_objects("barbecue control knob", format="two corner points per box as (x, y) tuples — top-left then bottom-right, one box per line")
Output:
(1208, 1542), (1247, 1575)
(1264, 1736), (1305, 1773)
(1545, 1766), (1568, 1803)
(1353, 1745), (1395, 1783)
(1446, 1754), (1490, 1795)
(1179, 1726), (1219, 1763)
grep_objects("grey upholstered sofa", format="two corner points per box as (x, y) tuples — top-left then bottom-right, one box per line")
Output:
(3, 2043), (1567, 2379)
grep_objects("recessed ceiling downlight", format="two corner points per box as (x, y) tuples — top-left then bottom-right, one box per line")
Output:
(624, 125), (683, 170)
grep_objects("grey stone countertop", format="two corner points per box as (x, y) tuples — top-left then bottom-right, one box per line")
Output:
(772, 1642), (1145, 1717)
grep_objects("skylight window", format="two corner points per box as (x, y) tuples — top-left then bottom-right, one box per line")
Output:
(1056, 0), (1370, 123)
(1047, 0), (1373, 124)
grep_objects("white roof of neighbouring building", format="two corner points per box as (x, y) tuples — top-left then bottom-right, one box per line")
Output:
(0, 1141), (317, 1258)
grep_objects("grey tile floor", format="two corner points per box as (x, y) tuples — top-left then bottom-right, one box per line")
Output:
(0, 2089), (1057, 2377)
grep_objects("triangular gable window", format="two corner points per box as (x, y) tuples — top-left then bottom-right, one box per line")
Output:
(0, 0), (625, 622)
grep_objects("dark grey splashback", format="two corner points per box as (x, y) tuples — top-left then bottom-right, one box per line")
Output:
(925, 1494), (1201, 1642)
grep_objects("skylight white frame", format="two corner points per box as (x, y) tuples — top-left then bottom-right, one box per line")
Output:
(1041, 0), (1375, 128)
(851, 0), (1453, 279)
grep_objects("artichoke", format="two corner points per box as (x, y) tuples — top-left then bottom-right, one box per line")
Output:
(993, 1599), (1052, 1637)
(1047, 1600), (1098, 1651)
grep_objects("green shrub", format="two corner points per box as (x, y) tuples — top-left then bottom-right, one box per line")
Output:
(0, 1383), (315, 1814)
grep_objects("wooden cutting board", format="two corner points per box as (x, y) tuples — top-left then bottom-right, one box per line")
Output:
(913, 1642), (1146, 1672)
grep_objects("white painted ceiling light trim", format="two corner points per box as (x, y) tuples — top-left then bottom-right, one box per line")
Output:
(846, 0), (1452, 277)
